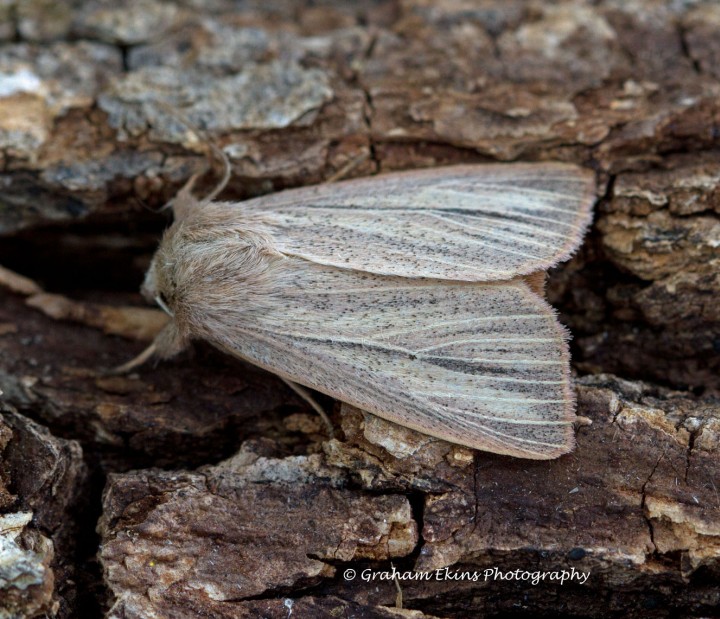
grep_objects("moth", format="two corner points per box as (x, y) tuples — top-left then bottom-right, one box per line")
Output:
(136, 162), (595, 459)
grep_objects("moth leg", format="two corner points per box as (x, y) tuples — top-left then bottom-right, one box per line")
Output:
(109, 322), (186, 375)
(109, 341), (158, 375)
(280, 378), (335, 439)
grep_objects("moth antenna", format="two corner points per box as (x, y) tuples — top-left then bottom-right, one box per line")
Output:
(201, 138), (231, 203)
(161, 170), (202, 219)
(132, 196), (158, 214)
(109, 340), (157, 375)
(324, 152), (370, 184)
(152, 102), (231, 205)
(280, 377), (335, 439)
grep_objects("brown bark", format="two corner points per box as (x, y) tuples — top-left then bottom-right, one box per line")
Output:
(0, 1), (718, 617)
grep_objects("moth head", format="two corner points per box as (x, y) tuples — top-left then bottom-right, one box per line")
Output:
(140, 141), (230, 315)
(141, 217), (188, 319)
(141, 251), (176, 317)
(142, 165), (213, 316)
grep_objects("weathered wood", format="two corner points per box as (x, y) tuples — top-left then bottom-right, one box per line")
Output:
(0, 1), (718, 617)
(0, 407), (86, 617)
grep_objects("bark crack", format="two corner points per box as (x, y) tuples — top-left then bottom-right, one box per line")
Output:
(469, 456), (480, 540)
(358, 32), (379, 171)
(684, 426), (697, 484)
(677, 23), (702, 75)
(640, 451), (665, 555)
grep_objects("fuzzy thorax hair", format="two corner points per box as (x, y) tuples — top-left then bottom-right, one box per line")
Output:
(142, 190), (287, 359)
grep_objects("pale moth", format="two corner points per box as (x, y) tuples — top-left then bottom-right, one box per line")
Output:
(134, 161), (595, 459)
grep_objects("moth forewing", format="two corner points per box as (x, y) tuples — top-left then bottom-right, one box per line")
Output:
(211, 267), (577, 460)
(149, 244), (578, 458)
(238, 162), (595, 282)
(142, 163), (595, 459)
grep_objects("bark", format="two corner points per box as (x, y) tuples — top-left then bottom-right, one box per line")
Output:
(0, 1), (718, 617)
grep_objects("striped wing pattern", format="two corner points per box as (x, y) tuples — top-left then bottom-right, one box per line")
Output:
(154, 163), (595, 458)
(207, 261), (575, 459)
(242, 163), (595, 281)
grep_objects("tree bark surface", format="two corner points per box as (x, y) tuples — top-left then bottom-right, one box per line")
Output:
(0, 1), (718, 617)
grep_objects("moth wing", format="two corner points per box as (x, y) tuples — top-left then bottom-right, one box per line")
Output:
(209, 262), (575, 459)
(242, 162), (595, 281)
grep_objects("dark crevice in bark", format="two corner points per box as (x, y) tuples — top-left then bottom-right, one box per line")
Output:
(677, 24), (702, 76)
(358, 32), (380, 171)
(640, 453), (664, 556)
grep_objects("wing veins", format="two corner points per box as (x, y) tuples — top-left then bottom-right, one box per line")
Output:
(427, 213), (568, 250)
(308, 219), (524, 269)
(371, 315), (536, 339)
(282, 244), (492, 277)
(239, 327), (563, 368)
(292, 283), (453, 296)
(436, 413), (570, 450)
(423, 187), (585, 212)
(230, 329), (571, 455)
(250, 330), (567, 408)
(427, 405), (570, 450)
(436, 407), (570, 424)
(407, 223), (545, 260)
(444, 209), (586, 231)
(416, 337), (556, 354)
(433, 180), (589, 200)
(436, 212), (568, 238)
